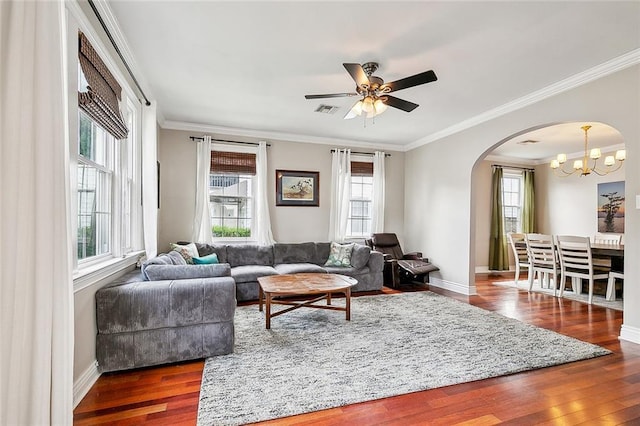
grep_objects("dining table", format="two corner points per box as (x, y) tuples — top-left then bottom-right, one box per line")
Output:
(590, 242), (624, 272)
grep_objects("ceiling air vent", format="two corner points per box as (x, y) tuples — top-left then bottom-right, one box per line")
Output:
(517, 139), (540, 145)
(314, 104), (339, 114)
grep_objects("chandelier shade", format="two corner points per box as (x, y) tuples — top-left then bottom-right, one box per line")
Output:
(550, 125), (625, 177)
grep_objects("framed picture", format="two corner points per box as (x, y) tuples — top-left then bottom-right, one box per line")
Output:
(276, 170), (319, 206)
(597, 181), (625, 233)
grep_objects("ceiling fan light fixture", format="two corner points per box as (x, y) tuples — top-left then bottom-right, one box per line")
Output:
(362, 96), (374, 113)
(374, 98), (387, 114)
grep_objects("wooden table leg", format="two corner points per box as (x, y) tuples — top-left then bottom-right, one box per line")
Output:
(265, 293), (271, 329)
(259, 286), (264, 312)
(327, 292), (332, 305)
(345, 287), (351, 321)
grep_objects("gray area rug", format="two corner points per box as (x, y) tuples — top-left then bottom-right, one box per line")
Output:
(197, 291), (611, 425)
(494, 279), (623, 311)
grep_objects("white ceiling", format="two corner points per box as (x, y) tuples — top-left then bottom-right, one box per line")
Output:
(106, 1), (640, 154)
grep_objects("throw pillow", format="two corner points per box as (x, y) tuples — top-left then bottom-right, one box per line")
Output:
(170, 242), (199, 264)
(324, 242), (355, 267)
(192, 253), (219, 264)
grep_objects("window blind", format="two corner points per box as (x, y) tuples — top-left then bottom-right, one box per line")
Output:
(351, 161), (374, 176)
(78, 31), (129, 140)
(211, 151), (257, 175)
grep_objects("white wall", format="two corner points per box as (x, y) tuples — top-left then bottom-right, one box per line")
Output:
(404, 65), (640, 343)
(158, 129), (405, 250)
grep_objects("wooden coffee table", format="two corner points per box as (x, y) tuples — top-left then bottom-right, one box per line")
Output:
(257, 273), (357, 329)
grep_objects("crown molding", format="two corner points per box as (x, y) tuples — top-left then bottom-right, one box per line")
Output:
(483, 155), (538, 166)
(485, 142), (627, 167)
(405, 48), (640, 152)
(161, 120), (401, 152)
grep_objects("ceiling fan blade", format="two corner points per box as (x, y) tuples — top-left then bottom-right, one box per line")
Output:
(381, 70), (437, 93)
(343, 63), (370, 88)
(304, 93), (358, 99)
(343, 100), (361, 120)
(383, 95), (419, 112)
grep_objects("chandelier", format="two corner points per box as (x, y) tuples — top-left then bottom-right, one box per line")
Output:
(550, 125), (625, 177)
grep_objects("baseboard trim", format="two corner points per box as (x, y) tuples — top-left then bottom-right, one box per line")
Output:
(429, 277), (477, 296)
(619, 324), (640, 345)
(73, 360), (100, 408)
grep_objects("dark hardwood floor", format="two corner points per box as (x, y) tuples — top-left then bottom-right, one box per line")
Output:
(74, 273), (640, 425)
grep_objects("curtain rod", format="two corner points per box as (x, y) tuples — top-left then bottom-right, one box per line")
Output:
(331, 149), (391, 157)
(189, 136), (271, 147)
(492, 164), (534, 171)
(87, 0), (151, 106)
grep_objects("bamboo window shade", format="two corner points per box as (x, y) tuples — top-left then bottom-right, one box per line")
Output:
(78, 31), (129, 140)
(351, 161), (374, 176)
(211, 151), (256, 175)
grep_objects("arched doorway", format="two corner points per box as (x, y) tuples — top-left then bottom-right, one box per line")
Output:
(470, 122), (625, 304)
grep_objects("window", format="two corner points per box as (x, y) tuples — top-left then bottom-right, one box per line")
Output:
(210, 150), (256, 239)
(73, 31), (141, 269)
(502, 172), (523, 234)
(347, 161), (373, 237)
(77, 111), (114, 260)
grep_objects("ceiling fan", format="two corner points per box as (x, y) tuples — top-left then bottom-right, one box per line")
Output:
(304, 62), (437, 119)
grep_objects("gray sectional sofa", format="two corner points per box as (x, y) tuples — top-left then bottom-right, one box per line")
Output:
(188, 241), (384, 301)
(95, 242), (383, 373)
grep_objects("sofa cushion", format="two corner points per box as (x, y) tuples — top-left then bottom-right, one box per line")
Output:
(227, 244), (273, 267)
(273, 242), (316, 264)
(314, 242), (332, 265)
(231, 265), (278, 283)
(324, 242), (355, 267)
(141, 251), (186, 279)
(350, 244), (371, 269)
(144, 264), (231, 281)
(274, 263), (327, 275)
(192, 253), (219, 264)
(323, 265), (370, 276)
(192, 242), (228, 264)
(170, 242), (199, 264)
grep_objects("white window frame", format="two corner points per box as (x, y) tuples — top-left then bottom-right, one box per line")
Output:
(502, 170), (524, 234)
(209, 144), (257, 243)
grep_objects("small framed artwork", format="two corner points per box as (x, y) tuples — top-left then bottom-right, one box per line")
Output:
(276, 170), (319, 206)
(597, 181), (625, 233)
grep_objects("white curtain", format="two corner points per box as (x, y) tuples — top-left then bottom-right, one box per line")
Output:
(1, 1), (74, 424)
(371, 151), (386, 233)
(141, 101), (158, 258)
(328, 149), (351, 242)
(192, 135), (213, 243)
(253, 141), (275, 244)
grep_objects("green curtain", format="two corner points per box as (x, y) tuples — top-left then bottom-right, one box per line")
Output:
(522, 169), (535, 233)
(489, 166), (509, 270)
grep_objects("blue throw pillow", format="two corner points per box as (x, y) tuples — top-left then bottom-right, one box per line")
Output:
(192, 253), (219, 264)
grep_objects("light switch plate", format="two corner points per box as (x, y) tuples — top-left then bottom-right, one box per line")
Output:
(636, 195), (640, 209)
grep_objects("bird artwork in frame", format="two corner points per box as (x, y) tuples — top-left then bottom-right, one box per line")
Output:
(276, 170), (319, 206)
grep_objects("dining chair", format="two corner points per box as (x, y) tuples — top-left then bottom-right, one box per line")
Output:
(524, 233), (558, 295)
(593, 233), (622, 245)
(607, 271), (624, 301)
(555, 235), (611, 305)
(507, 233), (530, 286)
